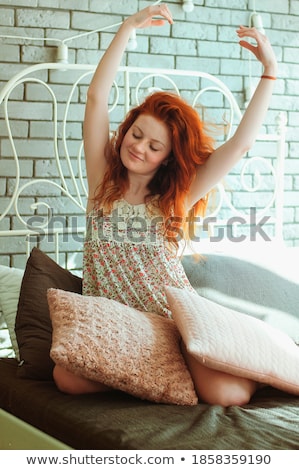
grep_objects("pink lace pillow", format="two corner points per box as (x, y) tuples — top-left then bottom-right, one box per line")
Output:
(48, 288), (197, 406)
(165, 286), (299, 395)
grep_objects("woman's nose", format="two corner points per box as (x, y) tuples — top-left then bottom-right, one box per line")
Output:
(133, 139), (146, 153)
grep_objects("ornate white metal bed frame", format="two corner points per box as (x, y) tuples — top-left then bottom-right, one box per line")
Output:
(0, 63), (286, 267)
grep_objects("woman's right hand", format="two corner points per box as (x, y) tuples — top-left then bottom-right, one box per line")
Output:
(126, 3), (173, 30)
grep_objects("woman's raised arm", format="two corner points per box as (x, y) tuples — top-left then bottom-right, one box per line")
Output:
(83, 4), (173, 205)
(188, 26), (277, 209)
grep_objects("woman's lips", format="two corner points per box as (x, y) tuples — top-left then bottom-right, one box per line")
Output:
(129, 151), (143, 162)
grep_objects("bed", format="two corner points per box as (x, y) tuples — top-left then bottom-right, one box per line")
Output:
(0, 62), (299, 451)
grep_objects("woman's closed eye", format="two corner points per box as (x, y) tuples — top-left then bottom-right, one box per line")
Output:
(149, 145), (160, 152)
(132, 132), (142, 140)
(133, 133), (160, 152)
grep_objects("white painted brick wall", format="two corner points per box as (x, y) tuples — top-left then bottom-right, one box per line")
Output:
(0, 0), (299, 266)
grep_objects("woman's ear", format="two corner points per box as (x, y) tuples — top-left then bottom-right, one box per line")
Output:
(162, 159), (169, 167)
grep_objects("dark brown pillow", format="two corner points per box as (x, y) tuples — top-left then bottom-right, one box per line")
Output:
(15, 248), (82, 381)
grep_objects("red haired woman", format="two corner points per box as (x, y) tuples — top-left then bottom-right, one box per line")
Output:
(53, 4), (277, 405)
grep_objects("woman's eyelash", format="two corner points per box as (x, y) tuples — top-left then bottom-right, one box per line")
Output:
(132, 133), (159, 151)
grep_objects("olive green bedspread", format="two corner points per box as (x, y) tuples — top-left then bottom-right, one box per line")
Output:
(0, 358), (298, 450)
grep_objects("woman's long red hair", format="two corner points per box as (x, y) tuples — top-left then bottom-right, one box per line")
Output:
(94, 91), (215, 247)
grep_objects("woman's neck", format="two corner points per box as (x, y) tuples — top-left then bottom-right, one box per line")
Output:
(123, 188), (149, 205)
(123, 175), (151, 205)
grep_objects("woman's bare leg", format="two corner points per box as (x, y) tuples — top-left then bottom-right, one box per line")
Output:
(181, 342), (258, 406)
(53, 364), (111, 395)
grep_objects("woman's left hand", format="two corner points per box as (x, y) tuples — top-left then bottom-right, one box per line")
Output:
(237, 26), (277, 75)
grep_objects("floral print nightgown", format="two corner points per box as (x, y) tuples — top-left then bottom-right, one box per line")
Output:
(83, 198), (195, 318)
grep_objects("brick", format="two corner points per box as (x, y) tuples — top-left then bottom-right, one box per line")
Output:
(283, 207), (295, 222)
(186, 6), (232, 25)
(273, 30), (299, 47)
(0, 8), (14, 26)
(272, 14), (299, 31)
(25, 82), (79, 103)
(0, 179), (6, 196)
(0, 119), (28, 138)
(176, 56), (220, 75)
(206, 0), (247, 8)
(30, 121), (81, 140)
(127, 53), (174, 70)
(0, 237), (26, 256)
(71, 11), (122, 32)
(291, 1), (299, 14)
(199, 41), (239, 59)
(89, 0), (137, 14)
(285, 226), (299, 242)
(284, 47), (299, 63)
(0, 0), (37, 5)
(285, 158), (299, 175)
(39, 0), (89, 10)
(1, 138), (55, 158)
(16, 9), (70, 29)
(45, 29), (98, 49)
(284, 175), (294, 191)
(294, 176), (299, 190)
(172, 22), (216, 40)
(0, 160), (33, 181)
(34, 158), (85, 180)
(10, 253), (32, 268)
(289, 142), (299, 157)
(48, 68), (94, 86)
(288, 112), (299, 126)
(21, 45), (56, 63)
(151, 37), (197, 56)
(0, 63), (28, 81)
(248, 0), (289, 13)
(0, 26), (45, 46)
(0, 101), (52, 120)
(39, 237), (84, 261)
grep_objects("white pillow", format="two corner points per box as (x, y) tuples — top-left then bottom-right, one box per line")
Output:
(0, 265), (24, 359)
(165, 286), (299, 395)
(0, 311), (14, 358)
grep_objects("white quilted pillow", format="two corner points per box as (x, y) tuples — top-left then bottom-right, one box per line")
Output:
(165, 286), (299, 395)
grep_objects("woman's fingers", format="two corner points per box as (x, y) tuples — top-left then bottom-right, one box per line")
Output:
(239, 39), (257, 55)
(236, 25), (276, 69)
(155, 3), (173, 24)
(133, 4), (173, 29)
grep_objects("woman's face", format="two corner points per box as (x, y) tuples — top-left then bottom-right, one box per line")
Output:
(120, 114), (172, 178)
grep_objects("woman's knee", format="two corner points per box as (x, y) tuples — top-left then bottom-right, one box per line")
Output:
(181, 342), (256, 406)
(53, 364), (80, 394)
(204, 380), (253, 407)
(53, 364), (109, 394)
